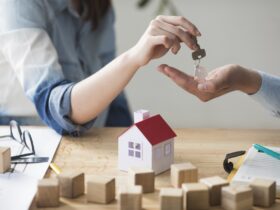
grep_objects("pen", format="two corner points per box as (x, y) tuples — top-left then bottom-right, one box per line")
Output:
(253, 144), (280, 160)
(50, 163), (62, 175)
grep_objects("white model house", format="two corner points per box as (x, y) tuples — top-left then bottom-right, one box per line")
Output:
(118, 110), (177, 175)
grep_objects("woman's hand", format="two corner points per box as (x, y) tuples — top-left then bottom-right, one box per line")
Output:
(158, 64), (262, 102)
(129, 15), (201, 68)
(70, 16), (201, 124)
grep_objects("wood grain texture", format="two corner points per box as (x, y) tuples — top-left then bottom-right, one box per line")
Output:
(30, 128), (280, 210)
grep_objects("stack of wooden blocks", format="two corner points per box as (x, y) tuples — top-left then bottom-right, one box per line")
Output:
(117, 167), (155, 210)
(166, 162), (277, 210)
(1, 158), (274, 210)
(36, 171), (116, 208)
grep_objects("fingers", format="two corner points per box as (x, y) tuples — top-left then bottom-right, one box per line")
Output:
(149, 16), (201, 51)
(152, 18), (198, 50)
(150, 35), (173, 49)
(149, 26), (181, 54)
(157, 64), (197, 92)
(158, 64), (216, 102)
(156, 15), (201, 37)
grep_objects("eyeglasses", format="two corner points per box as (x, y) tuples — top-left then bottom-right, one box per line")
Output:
(0, 120), (48, 164)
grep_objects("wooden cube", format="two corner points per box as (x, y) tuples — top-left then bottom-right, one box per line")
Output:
(36, 178), (60, 207)
(128, 168), (155, 193)
(160, 188), (183, 210)
(58, 171), (84, 198)
(200, 176), (229, 206)
(118, 185), (142, 210)
(87, 176), (115, 204)
(222, 185), (253, 210)
(250, 178), (276, 207)
(182, 183), (209, 210)
(0, 147), (11, 173)
(171, 162), (198, 188)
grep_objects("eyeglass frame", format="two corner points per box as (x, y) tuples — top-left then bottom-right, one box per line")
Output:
(0, 120), (35, 160)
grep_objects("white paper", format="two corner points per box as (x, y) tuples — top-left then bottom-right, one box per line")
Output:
(232, 146), (280, 197)
(0, 127), (61, 210)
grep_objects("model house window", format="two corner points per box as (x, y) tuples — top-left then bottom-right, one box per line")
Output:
(128, 149), (134, 157)
(129, 142), (134, 149)
(128, 141), (142, 159)
(164, 143), (171, 156)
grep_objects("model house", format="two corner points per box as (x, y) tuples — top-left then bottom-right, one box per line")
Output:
(118, 110), (177, 175)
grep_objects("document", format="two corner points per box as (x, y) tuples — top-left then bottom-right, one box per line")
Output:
(0, 126), (61, 210)
(232, 146), (280, 197)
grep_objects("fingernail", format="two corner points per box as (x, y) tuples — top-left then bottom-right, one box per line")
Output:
(196, 30), (201, 36)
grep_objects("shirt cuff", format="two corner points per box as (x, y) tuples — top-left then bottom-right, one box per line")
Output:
(49, 83), (96, 136)
(250, 70), (280, 117)
(249, 70), (266, 102)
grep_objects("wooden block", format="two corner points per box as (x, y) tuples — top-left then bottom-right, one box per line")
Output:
(58, 171), (84, 198)
(182, 183), (209, 210)
(36, 178), (60, 208)
(200, 176), (229, 206)
(0, 147), (11, 173)
(250, 178), (276, 207)
(87, 176), (115, 204)
(128, 167), (155, 193)
(171, 162), (198, 188)
(221, 185), (253, 210)
(160, 188), (183, 210)
(118, 185), (142, 210)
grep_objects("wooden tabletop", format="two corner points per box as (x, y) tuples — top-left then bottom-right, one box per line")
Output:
(30, 128), (280, 210)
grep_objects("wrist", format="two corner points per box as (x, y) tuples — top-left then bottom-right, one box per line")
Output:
(236, 66), (262, 94)
(121, 48), (142, 71)
(126, 46), (144, 69)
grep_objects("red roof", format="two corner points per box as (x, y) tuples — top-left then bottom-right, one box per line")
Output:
(133, 114), (176, 146)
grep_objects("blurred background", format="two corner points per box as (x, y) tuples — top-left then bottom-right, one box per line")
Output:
(114, 0), (280, 129)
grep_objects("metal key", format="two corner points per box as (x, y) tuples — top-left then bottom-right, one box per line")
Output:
(192, 41), (206, 60)
(192, 40), (207, 79)
(194, 64), (208, 80)
(192, 48), (206, 60)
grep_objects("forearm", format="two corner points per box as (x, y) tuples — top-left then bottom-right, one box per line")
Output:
(70, 49), (139, 124)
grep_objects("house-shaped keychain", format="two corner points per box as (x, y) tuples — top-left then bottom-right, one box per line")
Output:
(118, 110), (177, 175)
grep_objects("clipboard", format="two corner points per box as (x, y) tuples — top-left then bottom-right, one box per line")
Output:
(225, 147), (280, 198)
(227, 154), (246, 182)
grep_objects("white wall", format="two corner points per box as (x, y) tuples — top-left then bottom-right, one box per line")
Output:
(114, 0), (280, 129)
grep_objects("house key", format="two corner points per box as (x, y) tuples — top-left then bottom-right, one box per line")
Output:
(192, 42), (208, 80)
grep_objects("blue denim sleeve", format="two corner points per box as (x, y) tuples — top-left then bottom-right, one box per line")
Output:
(0, 0), (96, 135)
(35, 79), (95, 136)
(250, 71), (280, 118)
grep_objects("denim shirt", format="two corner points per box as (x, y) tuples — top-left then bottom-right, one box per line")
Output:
(0, 0), (132, 135)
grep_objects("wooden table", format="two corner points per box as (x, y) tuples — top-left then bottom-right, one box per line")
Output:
(30, 128), (280, 210)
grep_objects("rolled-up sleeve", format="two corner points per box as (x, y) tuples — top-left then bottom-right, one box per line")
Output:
(0, 0), (95, 135)
(250, 71), (280, 118)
